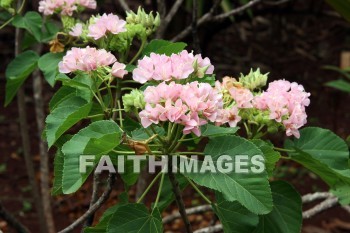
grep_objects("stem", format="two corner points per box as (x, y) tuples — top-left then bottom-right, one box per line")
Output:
(117, 100), (124, 128)
(137, 171), (163, 203)
(274, 147), (295, 153)
(186, 178), (212, 205)
(0, 202), (29, 233)
(112, 150), (136, 155)
(168, 159), (193, 233)
(154, 172), (165, 208)
(83, 173), (100, 227)
(129, 37), (147, 64)
(178, 152), (204, 155)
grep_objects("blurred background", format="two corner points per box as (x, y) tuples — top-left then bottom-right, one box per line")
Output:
(1, 0), (350, 232)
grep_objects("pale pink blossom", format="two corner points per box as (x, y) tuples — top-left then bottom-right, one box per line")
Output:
(139, 81), (224, 136)
(69, 23), (83, 37)
(58, 47), (117, 73)
(254, 79), (310, 138)
(216, 107), (241, 127)
(38, 0), (96, 16)
(88, 13), (126, 40)
(111, 62), (128, 79)
(229, 87), (254, 108)
(132, 51), (214, 83)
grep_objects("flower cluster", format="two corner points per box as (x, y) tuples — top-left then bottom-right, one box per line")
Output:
(38, 0), (96, 16)
(132, 51), (214, 84)
(88, 13), (127, 40)
(254, 80), (310, 138)
(69, 23), (83, 37)
(58, 47), (127, 78)
(139, 81), (223, 136)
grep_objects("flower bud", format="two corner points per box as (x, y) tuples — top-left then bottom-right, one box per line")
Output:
(239, 68), (268, 91)
(126, 7), (160, 36)
(122, 89), (146, 112)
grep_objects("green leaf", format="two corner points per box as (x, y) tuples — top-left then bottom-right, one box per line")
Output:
(326, 79), (350, 93)
(5, 50), (39, 106)
(85, 204), (121, 233)
(49, 86), (76, 111)
(52, 149), (64, 195)
(45, 96), (93, 147)
(12, 11), (42, 41)
(285, 127), (349, 171)
(41, 20), (60, 42)
(62, 120), (122, 194)
(107, 204), (163, 233)
(253, 181), (302, 233)
(200, 124), (239, 137)
(251, 139), (280, 177)
(285, 127), (350, 204)
(38, 52), (64, 86)
(131, 126), (165, 141)
(323, 65), (350, 80)
(325, 0), (350, 22)
(142, 39), (187, 56)
(184, 136), (273, 214)
(213, 192), (259, 233)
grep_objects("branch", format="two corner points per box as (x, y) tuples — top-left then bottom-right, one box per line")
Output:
(156, 0), (185, 38)
(302, 192), (333, 203)
(193, 224), (223, 233)
(83, 173), (100, 227)
(117, 0), (130, 12)
(0, 202), (30, 233)
(58, 174), (115, 233)
(212, 0), (262, 21)
(302, 197), (339, 219)
(168, 159), (193, 233)
(171, 0), (222, 42)
(192, 0), (201, 53)
(163, 205), (212, 224)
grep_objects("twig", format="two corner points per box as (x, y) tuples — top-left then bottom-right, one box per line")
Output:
(58, 174), (115, 233)
(33, 45), (56, 233)
(263, 0), (292, 6)
(192, 0), (201, 53)
(157, 0), (166, 20)
(168, 159), (192, 233)
(83, 173), (100, 228)
(302, 192), (333, 203)
(14, 1), (48, 232)
(193, 224), (223, 233)
(212, 0), (262, 21)
(0, 202), (29, 233)
(163, 205), (212, 224)
(302, 197), (339, 219)
(156, 0), (185, 38)
(118, 0), (130, 12)
(171, 0), (263, 42)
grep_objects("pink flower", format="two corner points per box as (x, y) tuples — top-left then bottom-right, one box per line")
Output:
(216, 107), (241, 127)
(139, 81), (224, 136)
(254, 79), (310, 137)
(132, 51), (214, 83)
(69, 23), (83, 37)
(58, 46), (117, 73)
(229, 87), (254, 108)
(111, 62), (128, 78)
(38, 0), (96, 16)
(88, 13), (126, 40)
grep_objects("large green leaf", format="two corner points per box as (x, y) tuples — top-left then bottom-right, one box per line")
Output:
(5, 50), (39, 106)
(251, 139), (280, 177)
(49, 86), (76, 111)
(325, 0), (350, 22)
(62, 120), (122, 194)
(45, 96), (93, 147)
(213, 193), (259, 233)
(285, 127), (349, 171)
(200, 124), (239, 137)
(184, 136), (273, 215)
(107, 204), (163, 233)
(142, 39), (187, 56)
(253, 181), (302, 233)
(326, 79), (350, 93)
(38, 52), (64, 86)
(85, 204), (121, 233)
(285, 127), (350, 204)
(12, 11), (42, 41)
